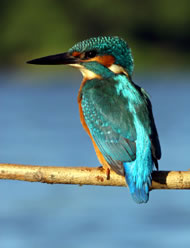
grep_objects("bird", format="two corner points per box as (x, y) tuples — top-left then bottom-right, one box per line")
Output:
(27, 36), (161, 204)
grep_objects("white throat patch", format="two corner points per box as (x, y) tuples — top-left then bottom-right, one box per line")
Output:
(108, 64), (128, 76)
(69, 63), (128, 79)
(69, 64), (99, 79)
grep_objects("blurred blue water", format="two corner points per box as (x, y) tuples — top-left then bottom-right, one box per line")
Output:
(0, 71), (190, 248)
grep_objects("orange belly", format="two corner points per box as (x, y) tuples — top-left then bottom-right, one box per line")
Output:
(78, 95), (110, 171)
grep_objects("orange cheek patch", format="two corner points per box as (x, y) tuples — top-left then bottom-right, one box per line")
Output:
(72, 51), (81, 57)
(85, 55), (115, 67)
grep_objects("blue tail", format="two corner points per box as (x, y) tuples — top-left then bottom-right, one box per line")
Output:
(123, 161), (152, 204)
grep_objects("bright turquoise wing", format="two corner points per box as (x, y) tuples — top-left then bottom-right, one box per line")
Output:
(81, 78), (137, 175)
(81, 77), (161, 175)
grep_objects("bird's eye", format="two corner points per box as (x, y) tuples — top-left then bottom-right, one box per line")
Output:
(84, 50), (97, 59)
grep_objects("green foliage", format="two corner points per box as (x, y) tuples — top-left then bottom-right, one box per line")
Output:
(1, 0), (190, 70)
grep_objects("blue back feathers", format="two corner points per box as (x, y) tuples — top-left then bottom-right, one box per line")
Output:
(80, 74), (161, 203)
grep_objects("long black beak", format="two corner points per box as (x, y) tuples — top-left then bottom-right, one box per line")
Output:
(27, 52), (78, 65)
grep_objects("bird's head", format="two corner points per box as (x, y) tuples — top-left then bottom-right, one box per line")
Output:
(27, 36), (134, 79)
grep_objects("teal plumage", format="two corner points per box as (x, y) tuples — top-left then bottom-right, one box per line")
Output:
(27, 36), (161, 204)
(80, 75), (161, 203)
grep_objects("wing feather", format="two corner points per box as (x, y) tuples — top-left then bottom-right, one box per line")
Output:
(81, 78), (161, 174)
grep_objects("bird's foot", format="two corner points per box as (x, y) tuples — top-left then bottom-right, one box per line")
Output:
(106, 168), (110, 180)
(97, 166), (110, 180)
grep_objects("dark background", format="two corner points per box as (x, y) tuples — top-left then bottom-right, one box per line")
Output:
(1, 0), (190, 71)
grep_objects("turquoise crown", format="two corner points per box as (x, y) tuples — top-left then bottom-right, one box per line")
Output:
(69, 36), (134, 76)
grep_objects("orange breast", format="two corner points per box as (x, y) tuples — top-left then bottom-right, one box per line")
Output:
(78, 84), (110, 170)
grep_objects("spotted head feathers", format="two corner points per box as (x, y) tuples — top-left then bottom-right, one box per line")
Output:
(69, 36), (134, 77)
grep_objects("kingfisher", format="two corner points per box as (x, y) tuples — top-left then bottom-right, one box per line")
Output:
(27, 36), (161, 204)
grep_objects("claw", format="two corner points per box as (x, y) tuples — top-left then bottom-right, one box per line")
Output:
(106, 168), (110, 180)
(97, 166), (110, 180)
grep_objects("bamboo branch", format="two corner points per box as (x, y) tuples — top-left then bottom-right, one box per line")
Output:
(0, 163), (190, 190)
